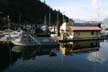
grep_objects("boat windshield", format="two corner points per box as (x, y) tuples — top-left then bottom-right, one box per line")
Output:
(36, 33), (50, 37)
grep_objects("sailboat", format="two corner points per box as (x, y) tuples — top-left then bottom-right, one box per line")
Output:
(0, 16), (13, 43)
(10, 31), (59, 46)
(10, 15), (59, 46)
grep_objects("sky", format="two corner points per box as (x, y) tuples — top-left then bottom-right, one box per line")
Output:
(41, 0), (108, 21)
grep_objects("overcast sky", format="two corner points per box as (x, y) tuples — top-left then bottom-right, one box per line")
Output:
(41, 0), (108, 21)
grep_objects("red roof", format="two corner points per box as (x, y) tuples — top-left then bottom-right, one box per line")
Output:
(70, 26), (101, 31)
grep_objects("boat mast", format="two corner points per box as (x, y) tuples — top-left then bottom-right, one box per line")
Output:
(44, 15), (48, 32)
(63, 11), (65, 22)
(19, 14), (21, 30)
(48, 12), (51, 26)
(44, 15), (47, 25)
(57, 10), (60, 36)
(7, 15), (10, 32)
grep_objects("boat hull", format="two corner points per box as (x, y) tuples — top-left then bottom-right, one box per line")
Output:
(11, 36), (59, 46)
(10, 31), (59, 46)
(11, 40), (59, 46)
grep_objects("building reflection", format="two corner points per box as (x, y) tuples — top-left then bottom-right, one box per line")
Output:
(11, 46), (59, 60)
(60, 40), (100, 56)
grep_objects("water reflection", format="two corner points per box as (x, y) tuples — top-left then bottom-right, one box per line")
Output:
(87, 51), (105, 64)
(0, 45), (59, 72)
(0, 45), (18, 72)
(60, 40), (100, 56)
(87, 41), (108, 64)
(12, 46), (59, 60)
(1, 40), (108, 72)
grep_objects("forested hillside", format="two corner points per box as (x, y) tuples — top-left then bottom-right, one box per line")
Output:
(0, 0), (69, 26)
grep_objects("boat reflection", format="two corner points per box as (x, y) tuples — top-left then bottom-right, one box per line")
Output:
(11, 46), (59, 60)
(0, 45), (18, 72)
(60, 40), (100, 55)
(0, 45), (59, 71)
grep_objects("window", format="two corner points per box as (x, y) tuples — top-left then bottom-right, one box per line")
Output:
(96, 32), (98, 35)
(77, 32), (80, 35)
(91, 32), (94, 35)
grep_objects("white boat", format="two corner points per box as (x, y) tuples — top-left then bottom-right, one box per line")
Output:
(10, 31), (59, 46)
(0, 29), (14, 42)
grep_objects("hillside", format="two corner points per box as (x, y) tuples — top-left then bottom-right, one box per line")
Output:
(102, 17), (108, 27)
(0, 0), (69, 26)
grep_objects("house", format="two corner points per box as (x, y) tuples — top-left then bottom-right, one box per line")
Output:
(60, 22), (102, 40)
(70, 26), (101, 40)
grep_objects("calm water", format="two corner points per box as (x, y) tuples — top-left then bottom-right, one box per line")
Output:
(0, 40), (108, 72)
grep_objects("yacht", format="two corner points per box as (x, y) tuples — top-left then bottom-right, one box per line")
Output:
(10, 31), (59, 46)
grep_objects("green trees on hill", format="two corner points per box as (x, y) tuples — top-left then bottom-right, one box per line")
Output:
(0, 0), (69, 26)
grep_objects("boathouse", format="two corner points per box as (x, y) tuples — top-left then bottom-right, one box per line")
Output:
(60, 22), (102, 40)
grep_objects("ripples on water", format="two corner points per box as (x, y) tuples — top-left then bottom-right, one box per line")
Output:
(0, 40), (108, 72)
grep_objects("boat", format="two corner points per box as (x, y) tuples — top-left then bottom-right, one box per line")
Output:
(0, 29), (13, 42)
(10, 31), (59, 46)
(10, 13), (59, 46)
